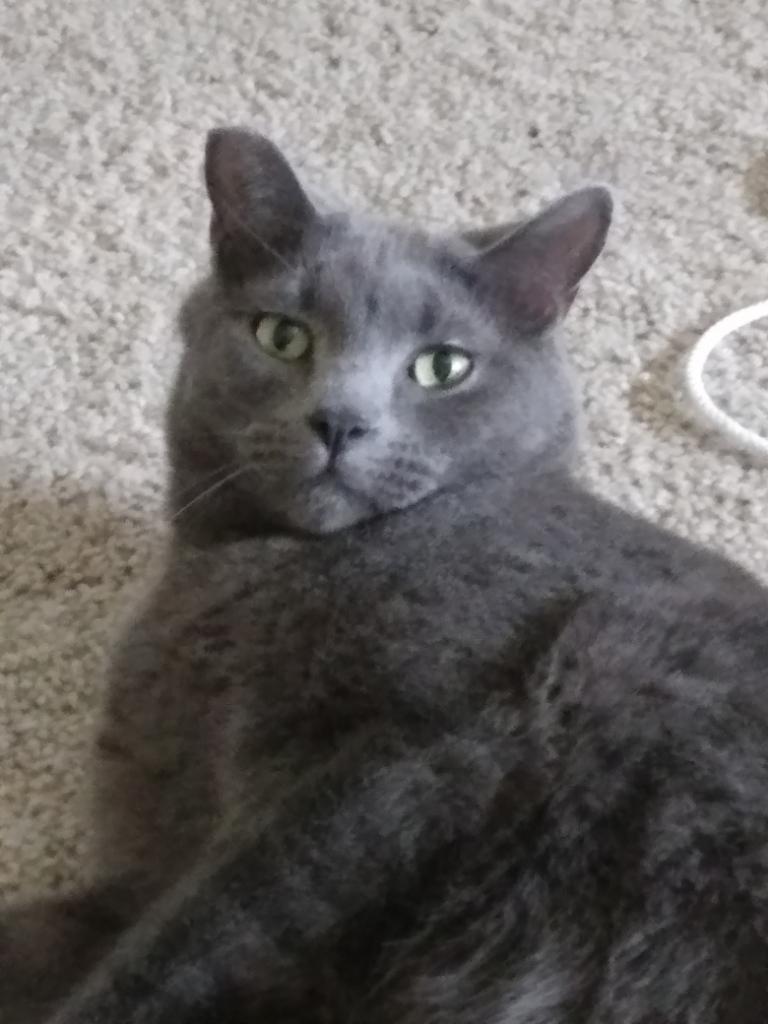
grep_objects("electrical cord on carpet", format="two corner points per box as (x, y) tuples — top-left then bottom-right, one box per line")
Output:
(685, 300), (768, 463)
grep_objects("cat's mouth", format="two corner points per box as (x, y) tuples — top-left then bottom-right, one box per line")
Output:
(311, 463), (380, 513)
(313, 454), (351, 483)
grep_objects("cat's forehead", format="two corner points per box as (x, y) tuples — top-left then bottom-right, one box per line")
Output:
(302, 216), (477, 330)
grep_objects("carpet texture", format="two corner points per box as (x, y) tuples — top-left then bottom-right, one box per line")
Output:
(1, 0), (768, 897)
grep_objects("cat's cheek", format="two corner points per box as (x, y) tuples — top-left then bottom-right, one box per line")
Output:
(340, 437), (449, 508)
(232, 426), (326, 479)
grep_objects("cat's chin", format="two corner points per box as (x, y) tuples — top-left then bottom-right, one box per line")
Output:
(280, 477), (379, 535)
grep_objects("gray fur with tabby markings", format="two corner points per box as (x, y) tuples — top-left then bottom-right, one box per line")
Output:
(2, 128), (768, 1024)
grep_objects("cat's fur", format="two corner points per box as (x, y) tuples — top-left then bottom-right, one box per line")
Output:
(3, 128), (768, 1024)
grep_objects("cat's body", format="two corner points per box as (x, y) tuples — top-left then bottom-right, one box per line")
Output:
(3, 129), (768, 1024)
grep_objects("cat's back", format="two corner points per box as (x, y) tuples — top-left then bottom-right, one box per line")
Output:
(99, 468), (768, 885)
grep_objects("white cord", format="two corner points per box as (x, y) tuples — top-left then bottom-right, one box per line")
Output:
(685, 299), (768, 463)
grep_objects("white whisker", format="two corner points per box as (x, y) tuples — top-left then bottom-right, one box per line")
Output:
(174, 460), (243, 501)
(171, 464), (253, 523)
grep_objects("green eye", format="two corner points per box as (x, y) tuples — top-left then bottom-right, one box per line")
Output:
(410, 347), (473, 389)
(253, 314), (312, 361)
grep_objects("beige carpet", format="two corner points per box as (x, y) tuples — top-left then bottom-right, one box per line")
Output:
(2, 0), (768, 898)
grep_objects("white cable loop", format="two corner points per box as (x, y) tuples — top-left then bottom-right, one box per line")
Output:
(685, 299), (768, 463)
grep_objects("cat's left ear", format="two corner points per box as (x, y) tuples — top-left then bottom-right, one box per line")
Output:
(205, 128), (317, 283)
(472, 187), (613, 333)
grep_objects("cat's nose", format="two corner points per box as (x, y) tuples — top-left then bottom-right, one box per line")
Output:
(307, 408), (370, 460)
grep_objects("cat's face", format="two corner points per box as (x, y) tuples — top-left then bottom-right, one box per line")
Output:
(169, 130), (612, 537)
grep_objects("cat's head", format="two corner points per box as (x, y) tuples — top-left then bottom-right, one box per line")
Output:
(168, 128), (612, 538)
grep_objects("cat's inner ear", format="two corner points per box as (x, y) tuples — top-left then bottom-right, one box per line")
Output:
(473, 187), (613, 333)
(205, 128), (316, 282)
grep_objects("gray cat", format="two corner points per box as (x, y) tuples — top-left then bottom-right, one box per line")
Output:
(3, 128), (768, 1024)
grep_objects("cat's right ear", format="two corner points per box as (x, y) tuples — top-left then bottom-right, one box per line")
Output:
(205, 128), (316, 283)
(471, 187), (613, 334)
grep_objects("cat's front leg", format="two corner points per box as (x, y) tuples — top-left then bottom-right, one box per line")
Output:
(48, 734), (511, 1024)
